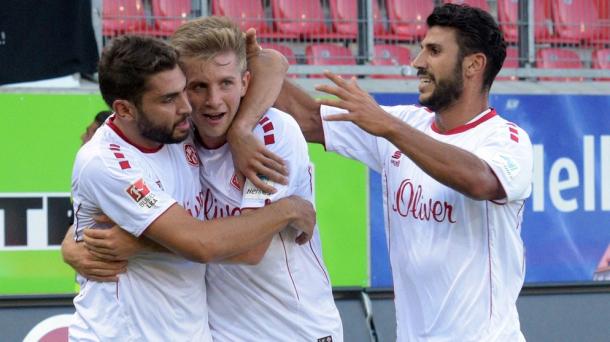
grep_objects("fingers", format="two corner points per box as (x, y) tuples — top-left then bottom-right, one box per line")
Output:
(87, 248), (122, 261)
(262, 149), (288, 177)
(93, 214), (113, 225)
(245, 172), (278, 194)
(245, 28), (262, 57)
(322, 113), (352, 122)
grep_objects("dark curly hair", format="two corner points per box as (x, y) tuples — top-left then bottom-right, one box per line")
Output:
(427, 4), (507, 91)
(98, 35), (180, 108)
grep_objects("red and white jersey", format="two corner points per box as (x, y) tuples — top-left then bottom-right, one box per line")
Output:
(199, 108), (342, 341)
(69, 116), (211, 341)
(322, 105), (532, 342)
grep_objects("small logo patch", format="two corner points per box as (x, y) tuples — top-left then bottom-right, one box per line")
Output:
(491, 153), (520, 179)
(391, 150), (402, 167)
(184, 143), (200, 166)
(317, 336), (333, 342)
(243, 175), (273, 200)
(126, 178), (158, 208)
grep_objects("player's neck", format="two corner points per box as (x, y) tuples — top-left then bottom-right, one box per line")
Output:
(199, 134), (227, 150)
(434, 89), (489, 133)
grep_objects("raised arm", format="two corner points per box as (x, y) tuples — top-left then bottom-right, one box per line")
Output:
(227, 29), (289, 193)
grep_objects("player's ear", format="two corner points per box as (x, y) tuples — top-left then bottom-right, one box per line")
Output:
(113, 99), (137, 121)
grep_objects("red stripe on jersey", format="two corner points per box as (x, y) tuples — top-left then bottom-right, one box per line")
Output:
(109, 144), (120, 151)
(509, 127), (518, 135)
(259, 116), (269, 125)
(264, 134), (275, 145)
(113, 152), (125, 159)
(262, 122), (274, 133)
(431, 108), (497, 135)
(119, 160), (131, 170)
(510, 134), (519, 143)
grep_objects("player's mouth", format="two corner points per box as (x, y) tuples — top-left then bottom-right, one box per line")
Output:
(417, 71), (435, 93)
(175, 118), (190, 130)
(203, 112), (226, 123)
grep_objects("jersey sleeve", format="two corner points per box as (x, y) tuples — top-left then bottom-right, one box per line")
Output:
(475, 122), (533, 202)
(241, 110), (311, 209)
(77, 152), (177, 237)
(320, 105), (384, 172)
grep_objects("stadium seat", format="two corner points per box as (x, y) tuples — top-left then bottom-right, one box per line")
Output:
(443, 0), (490, 12)
(536, 48), (583, 81)
(212, 0), (299, 39)
(270, 0), (345, 39)
(380, 0), (434, 41)
(102, 0), (147, 36)
(591, 0), (610, 45)
(596, 0), (609, 19)
(305, 43), (356, 78)
(370, 44), (412, 79)
(497, 0), (555, 44)
(260, 43), (298, 65)
(150, 0), (191, 36)
(498, 47), (520, 81)
(592, 49), (610, 81)
(550, 0), (603, 44)
(328, 0), (386, 39)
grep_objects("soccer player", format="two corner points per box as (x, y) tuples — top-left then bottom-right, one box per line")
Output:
(231, 4), (534, 341)
(80, 110), (111, 145)
(66, 35), (314, 341)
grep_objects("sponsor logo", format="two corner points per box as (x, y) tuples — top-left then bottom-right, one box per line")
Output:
(392, 179), (457, 223)
(391, 150), (402, 167)
(243, 175), (273, 200)
(491, 153), (520, 179)
(230, 173), (242, 191)
(125, 178), (157, 208)
(202, 188), (241, 220)
(184, 143), (200, 166)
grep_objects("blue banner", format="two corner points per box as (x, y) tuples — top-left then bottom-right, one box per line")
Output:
(369, 93), (610, 287)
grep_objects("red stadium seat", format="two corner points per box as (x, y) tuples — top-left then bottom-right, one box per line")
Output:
(498, 47), (519, 81)
(550, 0), (603, 44)
(212, 0), (299, 39)
(443, 0), (490, 12)
(102, 0), (147, 36)
(596, 0), (609, 19)
(305, 43), (356, 78)
(150, 0), (191, 36)
(497, 0), (555, 44)
(328, 0), (386, 39)
(536, 48), (583, 81)
(261, 43), (299, 78)
(592, 49), (610, 81)
(370, 44), (412, 79)
(270, 0), (345, 39)
(380, 0), (434, 41)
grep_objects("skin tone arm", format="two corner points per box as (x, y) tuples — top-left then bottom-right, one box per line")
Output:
(63, 195), (313, 267)
(317, 71), (505, 201)
(227, 29), (290, 193)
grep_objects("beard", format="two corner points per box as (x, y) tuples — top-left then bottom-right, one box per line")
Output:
(418, 61), (464, 113)
(136, 107), (189, 144)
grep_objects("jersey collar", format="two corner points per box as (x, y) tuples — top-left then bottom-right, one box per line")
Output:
(431, 108), (497, 135)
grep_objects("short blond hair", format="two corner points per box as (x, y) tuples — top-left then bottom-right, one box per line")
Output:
(171, 16), (246, 73)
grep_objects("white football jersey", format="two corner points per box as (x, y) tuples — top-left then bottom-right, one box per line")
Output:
(70, 116), (211, 341)
(322, 105), (532, 342)
(199, 108), (343, 341)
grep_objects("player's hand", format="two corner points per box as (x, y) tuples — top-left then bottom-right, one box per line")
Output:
(228, 130), (288, 194)
(245, 28), (263, 59)
(316, 71), (400, 138)
(285, 196), (316, 245)
(66, 241), (126, 282)
(83, 223), (144, 261)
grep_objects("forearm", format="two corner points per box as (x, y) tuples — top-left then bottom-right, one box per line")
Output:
(228, 49), (288, 138)
(145, 198), (302, 263)
(275, 80), (324, 144)
(385, 120), (503, 200)
(61, 226), (79, 269)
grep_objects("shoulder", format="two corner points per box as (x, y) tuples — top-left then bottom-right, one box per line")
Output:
(254, 107), (303, 142)
(486, 112), (532, 146)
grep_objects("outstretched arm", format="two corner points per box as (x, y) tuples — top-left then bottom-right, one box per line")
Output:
(317, 71), (505, 201)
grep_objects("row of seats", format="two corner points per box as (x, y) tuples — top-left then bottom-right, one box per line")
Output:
(103, 0), (610, 45)
(266, 42), (610, 81)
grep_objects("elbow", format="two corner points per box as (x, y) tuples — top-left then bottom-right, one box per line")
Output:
(464, 178), (505, 201)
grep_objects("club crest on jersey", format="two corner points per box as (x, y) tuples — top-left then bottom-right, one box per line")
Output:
(230, 173), (242, 191)
(391, 150), (402, 167)
(184, 143), (200, 166)
(126, 178), (158, 208)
